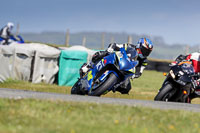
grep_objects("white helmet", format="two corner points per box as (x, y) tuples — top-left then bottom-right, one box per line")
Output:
(7, 22), (14, 29)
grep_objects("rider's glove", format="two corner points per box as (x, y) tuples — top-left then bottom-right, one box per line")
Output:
(107, 47), (114, 53)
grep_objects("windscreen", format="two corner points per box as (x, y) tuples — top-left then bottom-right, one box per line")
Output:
(181, 63), (195, 75)
(126, 47), (138, 61)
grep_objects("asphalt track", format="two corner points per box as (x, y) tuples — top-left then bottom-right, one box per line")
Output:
(0, 88), (200, 112)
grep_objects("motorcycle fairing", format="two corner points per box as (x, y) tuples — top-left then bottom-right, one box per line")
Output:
(82, 48), (138, 92)
(0, 35), (24, 44)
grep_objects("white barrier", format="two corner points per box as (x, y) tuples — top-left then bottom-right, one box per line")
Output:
(0, 43), (60, 84)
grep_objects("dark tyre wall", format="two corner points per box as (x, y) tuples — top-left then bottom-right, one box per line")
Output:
(146, 60), (170, 72)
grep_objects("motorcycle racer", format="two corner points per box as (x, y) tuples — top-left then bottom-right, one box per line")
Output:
(80, 37), (154, 94)
(172, 52), (200, 73)
(0, 22), (14, 45)
(171, 52), (200, 97)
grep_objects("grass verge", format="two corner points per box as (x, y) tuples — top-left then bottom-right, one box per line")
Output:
(0, 70), (199, 103)
(0, 79), (71, 94)
(0, 98), (199, 133)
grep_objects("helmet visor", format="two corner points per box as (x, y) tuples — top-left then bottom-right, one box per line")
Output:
(141, 46), (152, 57)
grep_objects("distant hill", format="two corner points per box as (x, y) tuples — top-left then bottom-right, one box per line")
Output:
(21, 31), (200, 60)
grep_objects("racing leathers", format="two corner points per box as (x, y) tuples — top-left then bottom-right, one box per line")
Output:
(0, 25), (13, 45)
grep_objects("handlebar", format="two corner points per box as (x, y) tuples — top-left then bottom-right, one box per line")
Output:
(190, 73), (200, 78)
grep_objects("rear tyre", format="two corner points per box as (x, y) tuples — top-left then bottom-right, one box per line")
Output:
(154, 83), (176, 101)
(89, 73), (118, 96)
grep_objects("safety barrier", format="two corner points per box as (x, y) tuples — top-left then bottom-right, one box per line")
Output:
(146, 59), (171, 72)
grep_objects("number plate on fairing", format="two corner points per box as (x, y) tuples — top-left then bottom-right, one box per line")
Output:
(96, 59), (105, 71)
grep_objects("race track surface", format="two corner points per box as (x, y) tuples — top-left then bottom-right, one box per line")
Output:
(0, 88), (199, 112)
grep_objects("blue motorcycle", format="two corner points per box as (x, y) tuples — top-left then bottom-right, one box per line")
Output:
(71, 47), (138, 96)
(0, 35), (24, 45)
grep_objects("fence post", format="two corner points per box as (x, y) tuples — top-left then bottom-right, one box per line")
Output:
(16, 23), (20, 36)
(128, 35), (132, 44)
(82, 36), (86, 47)
(110, 36), (114, 43)
(101, 32), (105, 50)
(65, 29), (70, 47)
(185, 45), (190, 55)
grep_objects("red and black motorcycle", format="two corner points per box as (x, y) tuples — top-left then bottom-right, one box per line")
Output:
(154, 61), (200, 103)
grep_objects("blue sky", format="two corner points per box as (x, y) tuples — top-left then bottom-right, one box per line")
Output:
(1, 0), (200, 45)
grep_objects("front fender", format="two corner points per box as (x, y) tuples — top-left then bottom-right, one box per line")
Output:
(99, 70), (119, 82)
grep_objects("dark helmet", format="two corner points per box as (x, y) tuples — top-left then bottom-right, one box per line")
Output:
(136, 38), (153, 58)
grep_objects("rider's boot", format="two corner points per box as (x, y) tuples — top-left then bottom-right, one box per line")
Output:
(115, 79), (131, 94)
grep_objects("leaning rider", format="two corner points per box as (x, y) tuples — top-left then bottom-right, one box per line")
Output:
(172, 52), (200, 73)
(172, 53), (200, 94)
(80, 37), (154, 94)
(0, 22), (14, 45)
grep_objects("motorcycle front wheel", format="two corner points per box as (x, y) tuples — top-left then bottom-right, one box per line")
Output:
(89, 73), (118, 96)
(154, 83), (176, 102)
(71, 79), (85, 95)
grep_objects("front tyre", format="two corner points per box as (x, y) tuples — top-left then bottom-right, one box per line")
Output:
(71, 79), (84, 95)
(89, 73), (118, 96)
(154, 83), (176, 102)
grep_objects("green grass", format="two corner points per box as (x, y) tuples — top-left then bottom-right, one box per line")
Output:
(0, 70), (164, 101)
(1, 70), (200, 104)
(0, 71), (200, 132)
(103, 70), (166, 100)
(0, 98), (199, 133)
(0, 79), (71, 94)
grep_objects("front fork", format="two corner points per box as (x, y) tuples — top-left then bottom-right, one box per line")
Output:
(180, 84), (192, 103)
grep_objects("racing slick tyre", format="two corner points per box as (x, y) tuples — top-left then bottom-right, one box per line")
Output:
(71, 79), (85, 95)
(89, 73), (118, 96)
(154, 83), (176, 102)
